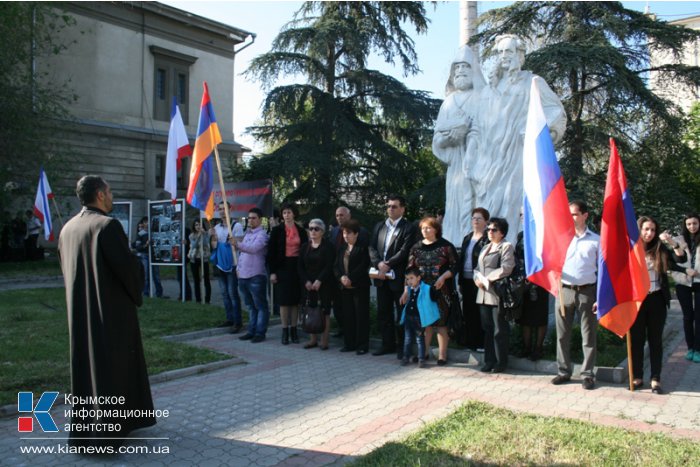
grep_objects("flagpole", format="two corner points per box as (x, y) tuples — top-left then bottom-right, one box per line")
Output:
(51, 198), (65, 227)
(626, 332), (634, 391)
(212, 146), (237, 266)
(199, 211), (205, 305)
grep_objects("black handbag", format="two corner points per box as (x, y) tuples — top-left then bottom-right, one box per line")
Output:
(492, 250), (526, 321)
(301, 293), (325, 334)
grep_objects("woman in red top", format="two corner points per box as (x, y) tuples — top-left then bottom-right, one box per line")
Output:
(267, 203), (308, 344)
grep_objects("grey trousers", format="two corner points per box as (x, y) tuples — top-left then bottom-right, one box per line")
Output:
(555, 285), (597, 378)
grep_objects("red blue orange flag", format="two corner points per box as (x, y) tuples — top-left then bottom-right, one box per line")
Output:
(596, 138), (650, 337)
(164, 97), (192, 203)
(186, 82), (222, 220)
(522, 78), (575, 295)
(33, 167), (54, 241)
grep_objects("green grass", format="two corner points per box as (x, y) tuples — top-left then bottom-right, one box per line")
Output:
(0, 288), (231, 406)
(0, 258), (62, 279)
(352, 401), (700, 466)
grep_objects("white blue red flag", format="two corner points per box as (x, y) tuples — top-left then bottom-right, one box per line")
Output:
(596, 138), (649, 337)
(33, 167), (54, 241)
(522, 78), (575, 295)
(164, 97), (192, 203)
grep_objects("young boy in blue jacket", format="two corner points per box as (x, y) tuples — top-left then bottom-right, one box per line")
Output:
(400, 267), (440, 367)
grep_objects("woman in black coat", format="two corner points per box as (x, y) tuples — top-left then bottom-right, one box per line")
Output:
(267, 203), (308, 344)
(299, 218), (336, 350)
(334, 219), (371, 355)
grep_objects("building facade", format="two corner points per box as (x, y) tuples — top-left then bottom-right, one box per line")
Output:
(40, 1), (253, 221)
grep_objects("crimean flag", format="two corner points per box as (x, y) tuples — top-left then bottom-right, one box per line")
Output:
(522, 78), (575, 295)
(186, 82), (222, 220)
(596, 138), (650, 337)
(33, 167), (54, 241)
(164, 97), (192, 203)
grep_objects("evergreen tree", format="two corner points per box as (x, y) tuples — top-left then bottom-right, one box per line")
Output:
(243, 1), (440, 220)
(473, 1), (700, 220)
(0, 3), (75, 215)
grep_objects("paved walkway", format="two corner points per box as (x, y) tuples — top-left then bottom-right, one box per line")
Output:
(1, 281), (699, 465)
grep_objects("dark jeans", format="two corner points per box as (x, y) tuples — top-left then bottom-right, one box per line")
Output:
(342, 287), (370, 351)
(217, 270), (242, 326)
(239, 275), (269, 337)
(177, 264), (192, 301)
(140, 256), (163, 297)
(403, 315), (425, 361)
(191, 260), (211, 304)
(677, 283), (700, 351)
(460, 278), (483, 349)
(480, 305), (509, 369)
(630, 291), (667, 382)
(376, 285), (403, 351)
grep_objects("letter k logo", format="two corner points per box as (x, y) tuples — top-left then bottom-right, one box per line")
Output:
(18, 392), (59, 432)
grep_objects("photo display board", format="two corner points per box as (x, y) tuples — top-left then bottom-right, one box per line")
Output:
(148, 199), (185, 266)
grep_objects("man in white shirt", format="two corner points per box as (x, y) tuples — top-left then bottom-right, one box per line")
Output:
(552, 200), (600, 390)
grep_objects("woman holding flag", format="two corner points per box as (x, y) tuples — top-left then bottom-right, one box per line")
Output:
(629, 216), (687, 394)
(669, 214), (700, 363)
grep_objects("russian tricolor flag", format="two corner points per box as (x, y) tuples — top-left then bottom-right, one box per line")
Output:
(164, 96), (192, 203)
(186, 82), (222, 220)
(33, 167), (54, 241)
(522, 78), (575, 295)
(596, 138), (649, 337)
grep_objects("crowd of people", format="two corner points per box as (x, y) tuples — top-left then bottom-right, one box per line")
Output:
(132, 192), (699, 393)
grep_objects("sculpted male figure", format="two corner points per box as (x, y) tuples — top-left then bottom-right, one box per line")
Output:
(59, 175), (155, 447)
(478, 34), (566, 243)
(432, 45), (487, 246)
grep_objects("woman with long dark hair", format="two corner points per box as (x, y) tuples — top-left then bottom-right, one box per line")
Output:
(630, 216), (686, 394)
(267, 203), (307, 344)
(189, 219), (211, 304)
(669, 213), (700, 363)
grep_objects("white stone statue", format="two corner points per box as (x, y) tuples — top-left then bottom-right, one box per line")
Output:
(432, 45), (487, 246)
(433, 35), (566, 245)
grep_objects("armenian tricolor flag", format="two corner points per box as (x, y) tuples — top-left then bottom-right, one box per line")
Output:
(596, 138), (650, 337)
(186, 82), (222, 220)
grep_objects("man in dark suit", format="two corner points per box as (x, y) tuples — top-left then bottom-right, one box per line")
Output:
(369, 195), (417, 357)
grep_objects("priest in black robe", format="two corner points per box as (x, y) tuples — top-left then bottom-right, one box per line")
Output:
(58, 175), (155, 448)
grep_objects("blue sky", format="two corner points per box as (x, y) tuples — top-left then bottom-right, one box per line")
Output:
(163, 1), (700, 152)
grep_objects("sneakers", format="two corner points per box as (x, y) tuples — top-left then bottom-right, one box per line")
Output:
(551, 374), (571, 385)
(582, 377), (595, 390)
(694, 352), (700, 364)
(686, 350), (695, 361)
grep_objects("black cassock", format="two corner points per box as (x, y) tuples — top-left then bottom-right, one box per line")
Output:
(59, 206), (155, 447)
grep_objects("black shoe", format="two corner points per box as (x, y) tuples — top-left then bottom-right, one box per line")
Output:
(372, 348), (393, 356)
(239, 334), (254, 341)
(251, 335), (266, 343)
(290, 326), (299, 344)
(491, 366), (506, 373)
(230, 324), (242, 334)
(219, 320), (234, 328)
(412, 356), (419, 363)
(281, 328), (290, 345)
(437, 359), (447, 366)
(582, 377), (595, 390)
(339, 347), (356, 352)
(480, 365), (494, 373)
(356, 349), (367, 355)
(551, 374), (571, 385)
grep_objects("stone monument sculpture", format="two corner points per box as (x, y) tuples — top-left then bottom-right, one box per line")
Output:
(433, 35), (566, 245)
(432, 45), (487, 246)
